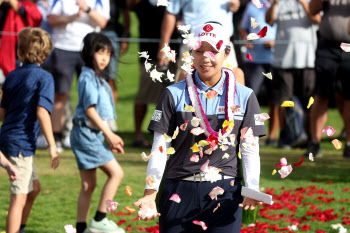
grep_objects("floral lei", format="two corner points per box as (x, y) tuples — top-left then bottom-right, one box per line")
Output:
(186, 68), (236, 138)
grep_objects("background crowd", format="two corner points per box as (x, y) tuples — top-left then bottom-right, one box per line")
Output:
(0, 0), (350, 156)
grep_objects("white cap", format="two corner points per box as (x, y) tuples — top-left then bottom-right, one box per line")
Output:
(192, 23), (230, 52)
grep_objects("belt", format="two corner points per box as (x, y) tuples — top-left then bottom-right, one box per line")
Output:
(73, 118), (103, 132)
(182, 173), (235, 182)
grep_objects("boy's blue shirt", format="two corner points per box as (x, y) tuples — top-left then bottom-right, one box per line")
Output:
(0, 63), (54, 157)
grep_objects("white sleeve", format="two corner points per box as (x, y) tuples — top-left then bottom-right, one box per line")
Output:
(48, 0), (62, 15)
(95, 0), (110, 20)
(240, 136), (260, 191)
(145, 131), (170, 191)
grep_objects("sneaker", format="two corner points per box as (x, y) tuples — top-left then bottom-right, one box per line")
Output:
(37, 134), (48, 149)
(264, 138), (277, 146)
(343, 145), (350, 158)
(85, 218), (125, 233)
(62, 136), (71, 149)
(56, 140), (63, 153)
(304, 141), (322, 158)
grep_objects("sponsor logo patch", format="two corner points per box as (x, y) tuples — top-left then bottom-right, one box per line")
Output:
(151, 110), (162, 122)
(217, 106), (225, 114)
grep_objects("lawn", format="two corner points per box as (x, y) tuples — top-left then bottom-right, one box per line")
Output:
(1, 13), (350, 233)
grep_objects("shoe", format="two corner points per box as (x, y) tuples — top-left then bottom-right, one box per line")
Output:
(290, 132), (308, 148)
(85, 218), (125, 233)
(37, 134), (48, 149)
(343, 145), (350, 158)
(304, 141), (322, 158)
(264, 138), (277, 146)
(132, 139), (151, 148)
(62, 136), (71, 149)
(55, 140), (63, 153)
(340, 128), (346, 139)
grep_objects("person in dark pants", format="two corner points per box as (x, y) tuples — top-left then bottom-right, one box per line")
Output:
(134, 22), (266, 233)
(305, 0), (350, 158)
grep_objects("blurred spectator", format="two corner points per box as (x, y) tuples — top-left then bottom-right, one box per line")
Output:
(103, 0), (130, 132)
(158, 0), (241, 82)
(0, 0), (41, 79)
(128, 0), (178, 148)
(48, 0), (110, 151)
(305, 0), (350, 158)
(266, 0), (321, 148)
(240, 0), (278, 146)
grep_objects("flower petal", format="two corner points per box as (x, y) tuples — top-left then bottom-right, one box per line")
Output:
(169, 194), (181, 203)
(190, 154), (199, 162)
(213, 203), (221, 213)
(193, 220), (208, 230)
(322, 126), (336, 136)
(180, 120), (189, 131)
(272, 169), (277, 175)
(106, 199), (120, 212)
(340, 42), (350, 52)
(167, 147), (176, 154)
(251, 0), (263, 8)
(64, 224), (77, 233)
(222, 153), (229, 159)
(208, 186), (224, 200)
(126, 186), (132, 196)
(309, 153), (314, 161)
(172, 126), (179, 139)
(246, 53), (254, 61)
(247, 32), (260, 40)
(281, 101), (295, 107)
(332, 139), (342, 150)
(278, 165), (293, 179)
(307, 96), (314, 109)
(257, 26), (267, 38)
(250, 17), (259, 29)
(184, 105), (195, 112)
(204, 51), (216, 61)
(191, 127), (205, 136)
(293, 157), (304, 167)
(125, 206), (135, 213)
(262, 72), (272, 80)
(190, 143), (200, 152)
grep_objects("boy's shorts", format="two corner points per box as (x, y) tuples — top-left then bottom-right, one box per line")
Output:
(8, 153), (38, 194)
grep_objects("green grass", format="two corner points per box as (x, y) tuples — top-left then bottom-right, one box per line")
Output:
(1, 12), (350, 232)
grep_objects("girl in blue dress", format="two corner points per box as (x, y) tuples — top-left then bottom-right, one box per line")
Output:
(70, 32), (125, 233)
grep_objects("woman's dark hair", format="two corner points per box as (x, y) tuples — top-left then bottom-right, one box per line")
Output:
(81, 32), (115, 79)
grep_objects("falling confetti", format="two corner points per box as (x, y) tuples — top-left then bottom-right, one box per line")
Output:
(169, 194), (181, 203)
(281, 101), (294, 107)
(307, 96), (314, 109)
(332, 139), (342, 150)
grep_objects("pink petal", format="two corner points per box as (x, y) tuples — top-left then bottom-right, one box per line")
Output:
(190, 154), (199, 162)
(278, 165), (293, 179)
(191, 127), (205, 136)
(322, 126), (336, 136)
(213, 203), (221, 213)
(199, 147), (204, 158)
(204, 148), (213, 155)
(106, 199), (119, 212)
(200, 159), (210, 173)
(258, 113), (270, 122)
(280, 157), (287, 166)
(204, 51), (215, 61)
(193, 220), (208, 230)
(187, 37), (202, 50)
(169, 194), (181, 203)
(208, 186), (224, 200)
(180, 120), (188, 131)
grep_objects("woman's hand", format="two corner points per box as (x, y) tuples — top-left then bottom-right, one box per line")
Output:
(239, 197), (263, 210)
(133, 190), (160, 221)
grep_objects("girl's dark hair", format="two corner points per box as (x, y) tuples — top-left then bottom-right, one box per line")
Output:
(81, 32), (115, 79)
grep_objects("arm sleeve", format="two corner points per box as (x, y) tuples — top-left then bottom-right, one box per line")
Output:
(48, 0), (62, 15)
(240, 136), (260, 191)
(95, 0), (110, 20)
(78, 76), (99, 112)
(240, 4), (250, 30)
(241, 92), (267, 137)
(166, 0), (182, 15)
(145, 131), (170, 191)
(37, 74), (55, 114)
(148, 88), (177, 136)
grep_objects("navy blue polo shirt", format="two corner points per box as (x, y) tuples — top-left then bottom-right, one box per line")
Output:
(0, 63), (54, 157)
(148, 70), (267, 180)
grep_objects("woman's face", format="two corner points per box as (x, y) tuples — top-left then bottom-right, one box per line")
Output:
(192, 42), (229, 83)
(93, 47), (111, 71)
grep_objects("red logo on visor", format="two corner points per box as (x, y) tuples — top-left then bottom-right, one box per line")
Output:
(203, 24), (213, 32)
